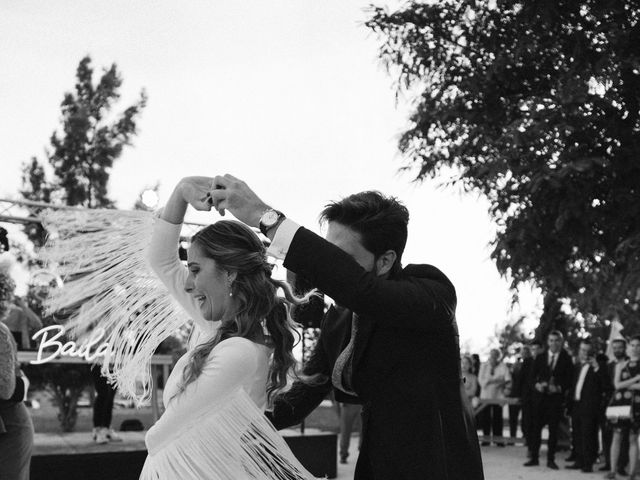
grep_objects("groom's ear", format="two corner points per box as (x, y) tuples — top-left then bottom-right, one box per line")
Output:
(374, 250), (397, 277)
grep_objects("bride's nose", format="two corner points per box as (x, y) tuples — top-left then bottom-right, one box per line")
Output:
(184, 274), (194, 293)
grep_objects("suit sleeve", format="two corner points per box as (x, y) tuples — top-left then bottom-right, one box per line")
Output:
(266, 320), (333, 430)
(561, 355), (574, 394)
(283, 228), (456, 331)
(531, 356), (543, 385)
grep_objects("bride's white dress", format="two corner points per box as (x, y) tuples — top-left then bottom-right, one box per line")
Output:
(140, 219), (314, 479)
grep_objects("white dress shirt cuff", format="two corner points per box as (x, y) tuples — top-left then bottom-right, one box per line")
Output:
(266, 218), (300, 260)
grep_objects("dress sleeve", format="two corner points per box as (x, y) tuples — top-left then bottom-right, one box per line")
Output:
(146, 217), (214, 337)
(145, 338), (260, 455)
(0, 324), (17, 400)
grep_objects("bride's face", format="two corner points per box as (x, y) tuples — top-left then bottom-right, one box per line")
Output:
(184, 243), (232, 322)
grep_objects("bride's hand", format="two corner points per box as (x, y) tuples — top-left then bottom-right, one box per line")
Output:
(178, 177), (215, 211)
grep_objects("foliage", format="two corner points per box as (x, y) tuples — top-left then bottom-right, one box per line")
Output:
(367, 0), (640, 334)
(21, 55), (147, 246)
(493, 316), (529, 360)
(0, 271), (16, 320)
(18, 56), (146, 431)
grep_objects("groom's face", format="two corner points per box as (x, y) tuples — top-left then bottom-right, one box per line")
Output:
(325, 222), (376, 273)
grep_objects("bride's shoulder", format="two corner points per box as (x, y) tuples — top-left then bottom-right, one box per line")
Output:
(212, 336), (265, 357)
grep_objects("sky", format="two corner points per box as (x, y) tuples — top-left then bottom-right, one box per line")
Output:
(0, 0), (542, 354)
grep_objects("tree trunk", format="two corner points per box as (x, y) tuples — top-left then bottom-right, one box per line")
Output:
(535, 290), (568, 340)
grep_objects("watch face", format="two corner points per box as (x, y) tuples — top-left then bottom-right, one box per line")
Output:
(262, 210), (279, 227)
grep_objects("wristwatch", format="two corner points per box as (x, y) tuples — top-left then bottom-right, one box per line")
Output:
(259, 209), (286, 237)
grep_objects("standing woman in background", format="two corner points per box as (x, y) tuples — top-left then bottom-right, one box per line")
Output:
(608, 335), (640, 480)
(0, 320), (33, 480)
(462, 355), (479, 407)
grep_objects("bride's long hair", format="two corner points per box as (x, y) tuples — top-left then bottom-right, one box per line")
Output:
(176, 220), (313, 405)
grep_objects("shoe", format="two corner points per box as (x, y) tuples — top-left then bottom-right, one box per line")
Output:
(339, 454), (348, 464)
(566, 454), (577, 462)
(95, 427), (109, 444)
(524, 459), (539, 467)
(481, 441), (490, 446)
(618, 469), (628, 476)
(547, 460), (559, 470)
(600, 465), (612, 472)
(106, 428), (122, 442)
(495, 442), (506, 447)
(581, 465), (593, 473)
(91, 427), (98, 441)
(566, 463), (583, 470)
(603, 473), (616, 479)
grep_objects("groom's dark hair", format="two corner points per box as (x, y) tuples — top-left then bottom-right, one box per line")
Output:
(320, 191), (409, 275)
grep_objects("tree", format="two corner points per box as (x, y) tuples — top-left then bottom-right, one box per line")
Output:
(367, 0), (640, 336)
(21, 55), (147, 245)
(19, 55), (146, 431)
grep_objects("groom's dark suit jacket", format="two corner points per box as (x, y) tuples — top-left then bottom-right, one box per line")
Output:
(266, 227), (484, 480)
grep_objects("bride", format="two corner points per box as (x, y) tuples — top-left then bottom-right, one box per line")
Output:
(139, 176), (316, 479)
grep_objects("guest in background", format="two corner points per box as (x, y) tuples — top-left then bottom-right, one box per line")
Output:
(603, 338), (630, 475)
(472, 353), (482, 397)
(525, 330), (573, 470)
(521, 339), (542, 454)
(507, 347), (528, 444)
(462, 355), (479, 407)
(91, 366), (122, 444)
(0, 321), (33, 480)
(566, 338), (609, 473)
(597, 352), (615, 472)
(478, 349), (511, 446)
(1, 296), (42, 350)
(337, 402), (362, 464)
(607, 336), (640, 480)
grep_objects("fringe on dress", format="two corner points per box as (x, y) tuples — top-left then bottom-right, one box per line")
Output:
(141, 388), (315, 480)
(39, 208), (187, 404)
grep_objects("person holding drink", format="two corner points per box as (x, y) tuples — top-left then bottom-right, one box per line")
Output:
(524, 330), (573, 470)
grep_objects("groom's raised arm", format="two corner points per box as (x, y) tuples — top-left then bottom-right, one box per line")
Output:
(210, 174), (456, 332)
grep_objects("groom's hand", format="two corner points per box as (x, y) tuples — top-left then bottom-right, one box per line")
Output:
(210, 174), (270, 227)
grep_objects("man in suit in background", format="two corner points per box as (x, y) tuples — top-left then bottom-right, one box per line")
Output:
(566, 339), (609, 472)
(525, 330), (573, 470)
(521, 339), (543, 455)
(209, 174), (485, 480)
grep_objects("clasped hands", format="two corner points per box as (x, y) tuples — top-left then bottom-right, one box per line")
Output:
(177, 175), (270, 228)
(534, 382), (561, 394)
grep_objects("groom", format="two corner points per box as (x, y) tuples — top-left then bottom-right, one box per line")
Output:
(209, 174), (484, 480)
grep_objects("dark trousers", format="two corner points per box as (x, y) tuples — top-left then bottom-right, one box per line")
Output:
(571, 410), (599, 467)
(522, 398), (533, 447)
(600, 413), (612, 468)
(91, 365), (116, 428)
(530, 395), (563, 461)
(354, 437), (373, 480)
(508, 404), (521, 438)
(481, 404), (504, 440)
(339, 403), (363, 458)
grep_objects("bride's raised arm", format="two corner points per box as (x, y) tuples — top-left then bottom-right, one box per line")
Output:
(146, 177), (218, 338)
